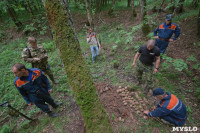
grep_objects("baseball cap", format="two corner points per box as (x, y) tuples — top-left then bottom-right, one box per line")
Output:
(152, 88), (165, 96)
(166, 15), (173, 21)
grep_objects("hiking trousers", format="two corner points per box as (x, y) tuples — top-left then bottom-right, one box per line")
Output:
(155, 39), (169, 54)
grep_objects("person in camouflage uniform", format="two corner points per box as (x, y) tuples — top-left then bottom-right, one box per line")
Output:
(22, 37), (58, 84)
(132, 40), (161, 94)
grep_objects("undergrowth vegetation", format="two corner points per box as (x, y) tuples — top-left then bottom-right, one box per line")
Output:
(0, 38), (71, 132)
(0, 0), (200, 132)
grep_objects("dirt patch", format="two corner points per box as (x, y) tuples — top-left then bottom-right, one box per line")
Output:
(96, 82), (138, 132)
(61, 95), (85, 133)
(55, 94), (85, 133)
(95, 82), (159, 132)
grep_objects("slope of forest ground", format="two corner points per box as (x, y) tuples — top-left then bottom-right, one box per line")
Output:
(0, 4), (200, 133)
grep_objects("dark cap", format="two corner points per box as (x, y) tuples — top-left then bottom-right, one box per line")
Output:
(166, 15), (173, 20)
(152, 88), (165, 96)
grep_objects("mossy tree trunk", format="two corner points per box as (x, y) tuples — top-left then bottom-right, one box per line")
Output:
(6, 4), (23, 29)
(25, 0), (34, 16)
(159, 0), (165, 12)
(198, 4), (200, 36)
(140, 0), (150, 35)
(175, 0), (185, 13)
(108, 0), (115, 15)
(193, 0), (199, 8)
(152, 0), (157, 12)
(169, 0), (175, 13)
(96, 0), (101, 12)
(131, 0), (137, 17)
(86, 0), (94, 29)
(127, 0), (131, 7)
(43, 0), (113, 132)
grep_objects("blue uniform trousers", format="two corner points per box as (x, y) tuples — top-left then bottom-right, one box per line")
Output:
(29, 91), (57, 113)
(161, 115), (187, 126)
(155, 39), (169, 54)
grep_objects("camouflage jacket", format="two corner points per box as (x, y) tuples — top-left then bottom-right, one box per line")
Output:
(22, 44), (49, 71)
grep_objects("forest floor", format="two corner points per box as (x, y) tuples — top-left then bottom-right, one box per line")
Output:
(0, 7), (200, 133)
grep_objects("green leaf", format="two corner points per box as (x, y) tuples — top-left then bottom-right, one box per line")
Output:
(192, 63), (199, 69)
(187, 55), (197, 62)
(40, 31), (45, 35)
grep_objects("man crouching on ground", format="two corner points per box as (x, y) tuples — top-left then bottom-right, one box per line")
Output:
(12, 63), (61, 117)
(144, 88), (187, 126)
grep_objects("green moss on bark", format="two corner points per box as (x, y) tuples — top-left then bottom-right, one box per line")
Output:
(142, 23), (150, 36)
(142, 16), (150, 36)
(132, 8), (137, 17)
(44, 0), (112, 132)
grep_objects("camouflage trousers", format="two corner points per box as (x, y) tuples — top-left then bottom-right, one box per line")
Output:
(135, 61), (154, 93)
(42, 67), (55, 83)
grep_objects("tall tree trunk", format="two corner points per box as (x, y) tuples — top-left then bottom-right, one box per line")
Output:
(170, 0), (175, 13)
(198, 4), (200, 36)
(96, 0), (101, 12)
(74, 0), (78, 8)
(127, 0), (131, 7)
(193, 0), (199, 8)
(152, 0), (157, 12)
(131, 0), (137, 17)
(140, 0), (150, 35)
(42, 0), (112, 132)
(21, 2), (30, 13)
(86, 0), (94, 29)
(140, 0), (145, 21)
(108, 0), (115, 15)
(176, 0), (185, 13)
(6, 5), (23, 29)
(32, 1), (38, 11)
(105, 0), (108, 6)
(159, 0), (165, 12)
(25, 0), (34, 15)
(39, 0), (44, 9)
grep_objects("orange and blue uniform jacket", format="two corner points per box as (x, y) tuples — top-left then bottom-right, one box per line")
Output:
(154, 23), (180, 40)
(14, 68), (51, 104)
(148, 93), (187, 126)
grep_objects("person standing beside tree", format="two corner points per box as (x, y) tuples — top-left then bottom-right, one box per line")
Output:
(86, 28), (101, 63)
(12, 63), (61, 117)
(22, 37), (58, 84)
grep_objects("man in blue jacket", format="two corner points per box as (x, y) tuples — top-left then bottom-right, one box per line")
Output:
(12, 63), (60, 117)
(154, 15), (181, 54)
(144, 88), (187, 126)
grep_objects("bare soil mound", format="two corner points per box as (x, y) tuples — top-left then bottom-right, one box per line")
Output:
(96, 82), (151, 132)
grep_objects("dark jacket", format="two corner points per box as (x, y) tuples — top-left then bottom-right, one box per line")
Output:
(154, 23), (181, 40)
(14, 68), (51, 104)
(148, 93), (187, 120)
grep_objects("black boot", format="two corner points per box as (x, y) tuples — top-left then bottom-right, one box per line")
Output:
(47, 111), (57, 117)
(52, 101), (62, 109)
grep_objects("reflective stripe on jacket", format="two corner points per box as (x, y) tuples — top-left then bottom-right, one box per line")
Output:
(148, 93), (187, 120)
(14, 68), (51, 104)
(154, 23), (181, 40)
